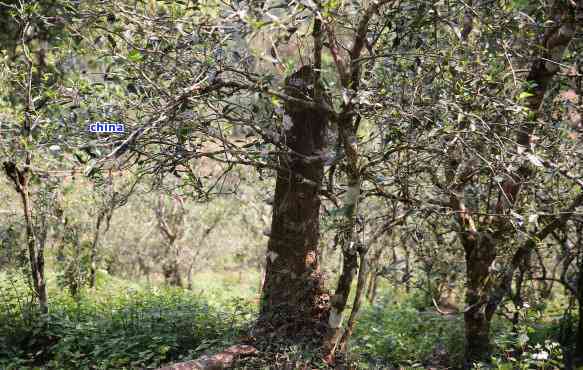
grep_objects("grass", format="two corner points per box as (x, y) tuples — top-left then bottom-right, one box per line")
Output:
(0, 270), (257, 369)
(348, 284), (571, 369)
(0, 270), (573, 369)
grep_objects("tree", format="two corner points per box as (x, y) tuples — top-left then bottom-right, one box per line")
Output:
(73, 0), (399, 356)
(35, 0), (582, 366)
(88, 173), (134, 288)
(453, 1), (581, 364)
(345, 0), (583, 365)
(0, 0), (119, 312)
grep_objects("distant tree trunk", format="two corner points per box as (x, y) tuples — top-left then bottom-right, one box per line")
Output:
(163, 242), (183, 288)
(259, 65), (330, 340)
(258, 263), (265, 298)
(136, 252), (151, 283)
(187, 263), (194, 290)
(511, 265), (528, 328)
(89, 195), (117, 288)
(163, 262), (183, 287)
(154, 194), (186, 288)
(366, 242), (385, 303)
(403, 243), (411, 293)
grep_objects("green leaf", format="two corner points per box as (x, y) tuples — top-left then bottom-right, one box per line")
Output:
(517, 91), (534, 101)
(128, 50), (143, 63)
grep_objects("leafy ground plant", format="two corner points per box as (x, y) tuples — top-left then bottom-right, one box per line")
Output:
(0, 272), (255, 369)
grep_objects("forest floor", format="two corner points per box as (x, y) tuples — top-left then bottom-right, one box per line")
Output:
(0, 269), (571, 369)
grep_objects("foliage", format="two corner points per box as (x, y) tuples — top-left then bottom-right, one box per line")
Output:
(351, 293), (466, 368)
(0, 0), (582, 368)
(0, 272), (255, 369)
(0, 269), (577, 369)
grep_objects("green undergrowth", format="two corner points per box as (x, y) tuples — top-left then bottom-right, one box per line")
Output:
(349, 289), (571, 369)
(0, 271), (256, 369)
(350, 293), (466, 368)
(0, 271), (572, 369)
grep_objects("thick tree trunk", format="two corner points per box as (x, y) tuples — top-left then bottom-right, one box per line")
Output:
(464, 310), (491, 365)
(463, 236), (496, 368)
(259, 65), (330, 339)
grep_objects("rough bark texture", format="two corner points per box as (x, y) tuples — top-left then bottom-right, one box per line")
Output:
(259, 65), (330, 340)
(446, 154), (498, 366)
(462, 235), (497, 367)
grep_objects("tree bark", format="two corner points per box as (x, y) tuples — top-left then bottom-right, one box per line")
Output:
(163, 261), (183, 287)
(259, 65), (330, 340)
(366, 270), (378, 303)
(498, 0), (578, 210)
(339, 243), (368, 351)
(462, 234), (497, 367)
(155, 195), (186, 288)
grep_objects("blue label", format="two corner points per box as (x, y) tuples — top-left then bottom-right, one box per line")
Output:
(88, 122), (125, 133)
